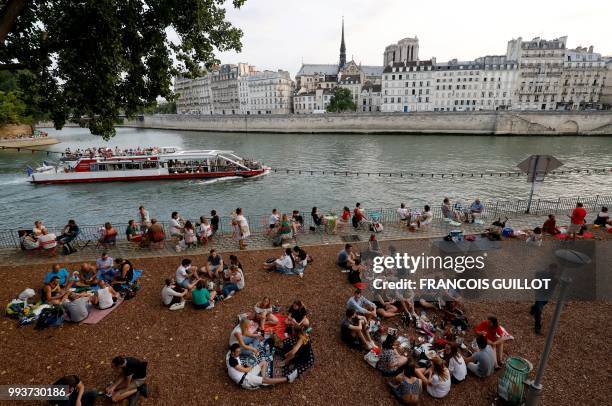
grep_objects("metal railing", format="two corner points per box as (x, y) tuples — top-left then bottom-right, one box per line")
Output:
(1, 195), (609, 250)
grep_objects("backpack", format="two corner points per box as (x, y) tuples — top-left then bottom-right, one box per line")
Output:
(35, 305), (64, 329)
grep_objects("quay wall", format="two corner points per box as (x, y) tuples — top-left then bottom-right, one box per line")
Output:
(116, 111), (612, 135)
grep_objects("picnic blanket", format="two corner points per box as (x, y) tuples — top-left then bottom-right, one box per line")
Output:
(262, 313), (288, 338)
(80, 298), (124, 324)
(554, 232), (594, 240)
(278, 335), (315, 376)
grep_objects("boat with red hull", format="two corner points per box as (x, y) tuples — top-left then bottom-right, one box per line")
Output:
(28, 147), (270, 184)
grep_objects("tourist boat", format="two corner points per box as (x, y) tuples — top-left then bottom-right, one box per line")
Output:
(27, 147), (270, 184)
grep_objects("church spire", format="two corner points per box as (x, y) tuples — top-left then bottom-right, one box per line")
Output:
(339, 17), (346, 69)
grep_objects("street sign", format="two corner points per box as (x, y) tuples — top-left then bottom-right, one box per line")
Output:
(518, 155), (563, 183)
(517, 155), (563, 213)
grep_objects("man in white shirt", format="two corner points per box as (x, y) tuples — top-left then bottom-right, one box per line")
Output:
(397, 203), (411, 223)
(267, 209), (280, 236)
(262, 248), (295, 274)
(169, 211), (184, 237)
(235, 208), (250, 250)
(175, 258), (199, 290)
(226, 343), (297, 389)
(138, 206), (151, 232)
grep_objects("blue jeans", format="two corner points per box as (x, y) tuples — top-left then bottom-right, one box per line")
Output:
(222, 283), (238, 296)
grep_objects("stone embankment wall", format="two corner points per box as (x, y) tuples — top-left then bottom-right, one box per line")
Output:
(117, 111), (612, 135)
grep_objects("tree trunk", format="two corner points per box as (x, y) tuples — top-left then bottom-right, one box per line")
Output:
(0, 0), (27, 43)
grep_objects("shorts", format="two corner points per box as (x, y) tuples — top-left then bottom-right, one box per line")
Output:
(241, 364), (263, 389)
(127, 378), (146, 389)
(179, 279), (191, 289)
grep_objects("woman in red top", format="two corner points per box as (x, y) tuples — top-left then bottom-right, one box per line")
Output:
(568, 202), (587, 238)
(475, 316), (505, 368)
(542, 214), (560, 235)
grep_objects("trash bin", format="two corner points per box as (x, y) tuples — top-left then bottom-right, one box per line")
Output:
(498, 356), (533, 405)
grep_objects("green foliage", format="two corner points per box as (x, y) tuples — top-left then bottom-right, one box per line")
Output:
(141, 100), (177, 114)
(1, 0), (246, 139)
(326, 87), (356, 113)
(0, 90), (31, 125)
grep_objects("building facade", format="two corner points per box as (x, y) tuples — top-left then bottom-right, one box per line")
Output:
(175, 75), (212, 115)
(239, 70), (293, 115)
(557, 47), (606, 110)
(293, 88), (334, 114)
(359, 84), (381, 112)
(384, 37), (419, 66)
(601, 58), (612, 109)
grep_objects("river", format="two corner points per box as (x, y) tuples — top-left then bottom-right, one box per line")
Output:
(0, 127), (610, 229)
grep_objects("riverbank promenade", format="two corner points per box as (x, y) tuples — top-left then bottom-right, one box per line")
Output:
(2, 199), (607, 266)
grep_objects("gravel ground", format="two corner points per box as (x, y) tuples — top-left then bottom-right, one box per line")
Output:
(0, 239), (610, 406)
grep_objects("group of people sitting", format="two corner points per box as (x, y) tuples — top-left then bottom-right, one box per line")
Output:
(161, 252), (245, 310)
(441, 198), (484, 224)
(167, 210), (221, 250)
(41, 255), (136, 322)
(262, 246), (311, 277)
(226, 299), (313, 389)
(19, 219), (80, 255)
(341, 285), (511, 403)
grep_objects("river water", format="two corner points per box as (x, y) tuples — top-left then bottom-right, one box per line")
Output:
(0, 127), (610, 229)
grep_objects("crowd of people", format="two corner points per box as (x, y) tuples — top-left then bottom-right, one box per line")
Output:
(63, 146), (162, 160)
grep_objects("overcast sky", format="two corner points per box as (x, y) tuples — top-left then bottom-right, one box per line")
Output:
(215, 0), (612, 77)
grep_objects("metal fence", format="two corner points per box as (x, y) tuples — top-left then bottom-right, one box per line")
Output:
(1, 195), (610, 250)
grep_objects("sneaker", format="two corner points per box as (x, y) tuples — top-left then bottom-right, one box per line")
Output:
(298, 272), (304, 278)
(169, 301), (185, 311)
(287, 370), (298, 383)
(138, 384), (149, 398)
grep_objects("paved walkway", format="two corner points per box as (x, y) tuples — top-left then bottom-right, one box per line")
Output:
(0, 214), (550, 266)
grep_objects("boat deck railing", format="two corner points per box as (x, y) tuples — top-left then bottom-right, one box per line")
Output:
(0, 194), (609, 250)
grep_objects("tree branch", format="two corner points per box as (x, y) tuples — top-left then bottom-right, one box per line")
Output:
(0, 0), (26, 43)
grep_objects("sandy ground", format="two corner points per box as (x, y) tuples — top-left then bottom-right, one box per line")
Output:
(0, 239), (610, 406)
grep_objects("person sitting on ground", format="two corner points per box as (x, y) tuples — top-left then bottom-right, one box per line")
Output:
(463, 334), (495, 378)
(340, 308), (376, 350)
(420, 356), (451, 399)
(146, 218), (165, 244)
(254, 296), (278, 329)
(38, 228), (58, 251)
(373, 288), (401, 319)
(106, 356), (149, 403)
(169, 211), (184, 237)
(96, 280), (119, 310)
(229, 317), (262, 356)
(568, 202), (587, 238)
(206, 249), (224, 280)
(347, 288), (377, 320)
(192, 280), (216, 309)
(263, 248), (295, 274)
(78, 263), (98, 286)
(221, 265), (245, 299)
(96, 251), (115, 282)
(63, 292), (97, 323)
(176, 258), (200, 290)
(388, 361), (422, 406)
(197, 216), (213, 244)
(475, 315), (509, 368)
(286, 300), (310, 334)
(280, 325), (312, 368)
(292, 246), (309, 277)
(44, 263), (71, 287)
(57, 219), (79, 254)
(226, 343), (297, 389)
(526, 226), (543, 246)
(337, 243), (359, 270)
(542, 214), (561, 235)
(99, 222), (118, 245)
(112, 258), (134, 285)
(448, 343), (467, 384)
(183, 221), (197, 248)
(42, 276), (69, 305)
(161, 278), (188, 308)
(377, 334), (409, 376)
(266, 208), (280, 236)
(397, 203), (411, 223)
(594, 207), (611, 228)
(125, 220), (142, 242)
(33, 220), (47, 237)
(53, 375), (98, 406)
(227, 254), (244, 275)
(348, 258), (366, 286)
(468, 198), (484, 223)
